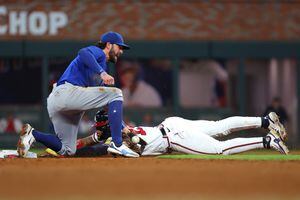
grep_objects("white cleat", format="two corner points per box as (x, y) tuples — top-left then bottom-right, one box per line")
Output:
(17, 124), (35, 158)
(266, 112), (287, 141)
(107, 142), (139, 158)
(264, 130), (289, 155)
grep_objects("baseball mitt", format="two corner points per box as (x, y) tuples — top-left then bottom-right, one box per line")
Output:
(122, 132), (141, 155)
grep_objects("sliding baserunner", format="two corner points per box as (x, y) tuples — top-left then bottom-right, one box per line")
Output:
(74, 111), (289, 156)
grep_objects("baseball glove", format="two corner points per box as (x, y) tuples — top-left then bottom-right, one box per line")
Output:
(93, 109), (143, 154)
(122, 132), (142, 155)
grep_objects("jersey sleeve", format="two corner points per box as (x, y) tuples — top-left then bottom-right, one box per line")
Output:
(78, 47), (105, 74)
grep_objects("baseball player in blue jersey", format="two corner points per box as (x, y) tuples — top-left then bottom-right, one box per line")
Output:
(17, 31), (139, 158)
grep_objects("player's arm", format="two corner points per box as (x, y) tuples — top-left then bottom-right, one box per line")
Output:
(77, 124), (128, 150)
(76, 110), (145, 155)
(78, 48), (104, 74)
(122, 121), (131, 134)
(78, 48), (114, 85)
(76, 130), (104, 149)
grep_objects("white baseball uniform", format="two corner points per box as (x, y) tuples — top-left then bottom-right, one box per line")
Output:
(131, 116), (264, 156)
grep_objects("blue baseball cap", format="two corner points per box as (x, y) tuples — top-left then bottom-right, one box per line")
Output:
(100, 31), (130, 50)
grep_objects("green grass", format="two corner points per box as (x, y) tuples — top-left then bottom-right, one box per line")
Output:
(2, 148), (300, 161)
(30, 148), (46, 154)
(158, 154), (300, 161)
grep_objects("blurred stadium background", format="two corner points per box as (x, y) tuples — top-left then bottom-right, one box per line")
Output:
(0, 0), (300, 149)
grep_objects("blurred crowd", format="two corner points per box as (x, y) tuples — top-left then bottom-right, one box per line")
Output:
(0, 114), (23, 134)
(0, 57), (228, 108)
(0, 57), (293, 136)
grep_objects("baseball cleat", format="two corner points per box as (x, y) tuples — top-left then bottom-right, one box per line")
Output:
(17, 124), (35, 158)
(107, 141), (139, 158)
(266, 112), (287, 141)
(264, 130), (289, 155)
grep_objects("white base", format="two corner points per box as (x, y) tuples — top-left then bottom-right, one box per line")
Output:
(0, 150), (37, 158)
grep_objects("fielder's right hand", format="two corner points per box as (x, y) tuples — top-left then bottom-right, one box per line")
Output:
(100, 72), (115, 85)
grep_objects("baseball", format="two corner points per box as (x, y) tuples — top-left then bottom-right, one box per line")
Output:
(131, 136), (140, 144)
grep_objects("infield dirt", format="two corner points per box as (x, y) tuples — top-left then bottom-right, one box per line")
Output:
(0, 157), (299, 200)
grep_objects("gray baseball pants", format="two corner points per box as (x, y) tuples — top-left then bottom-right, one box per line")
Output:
(47, 82), (123, 155)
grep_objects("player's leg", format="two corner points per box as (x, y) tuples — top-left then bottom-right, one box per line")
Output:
(169, 129), (288, 155)
(170, 116), (267, 137)
(162, 116), (263, 137)
(17, 85), (76, 157)
(169, 128), (262, 155)
(50, 111), (83, 155)
(186, 113), (286, 140)
(17, 111), (81, 157)
(64, 86), (122, 144)
(31, 128), (63, 153)
(221, 129), (289, 155)
(220, 137), (264, 155)
(17, 123), (41, 157)
(194, 116), (263, 137)
(108, 99), (123, 146)
(64, 85), (138, 157)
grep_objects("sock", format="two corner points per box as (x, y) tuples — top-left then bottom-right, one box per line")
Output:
(32, 130), (62, 152)
(261, 117), (270, 129)
(263, 136), (271, 149)
(108, 100), (123, 147)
